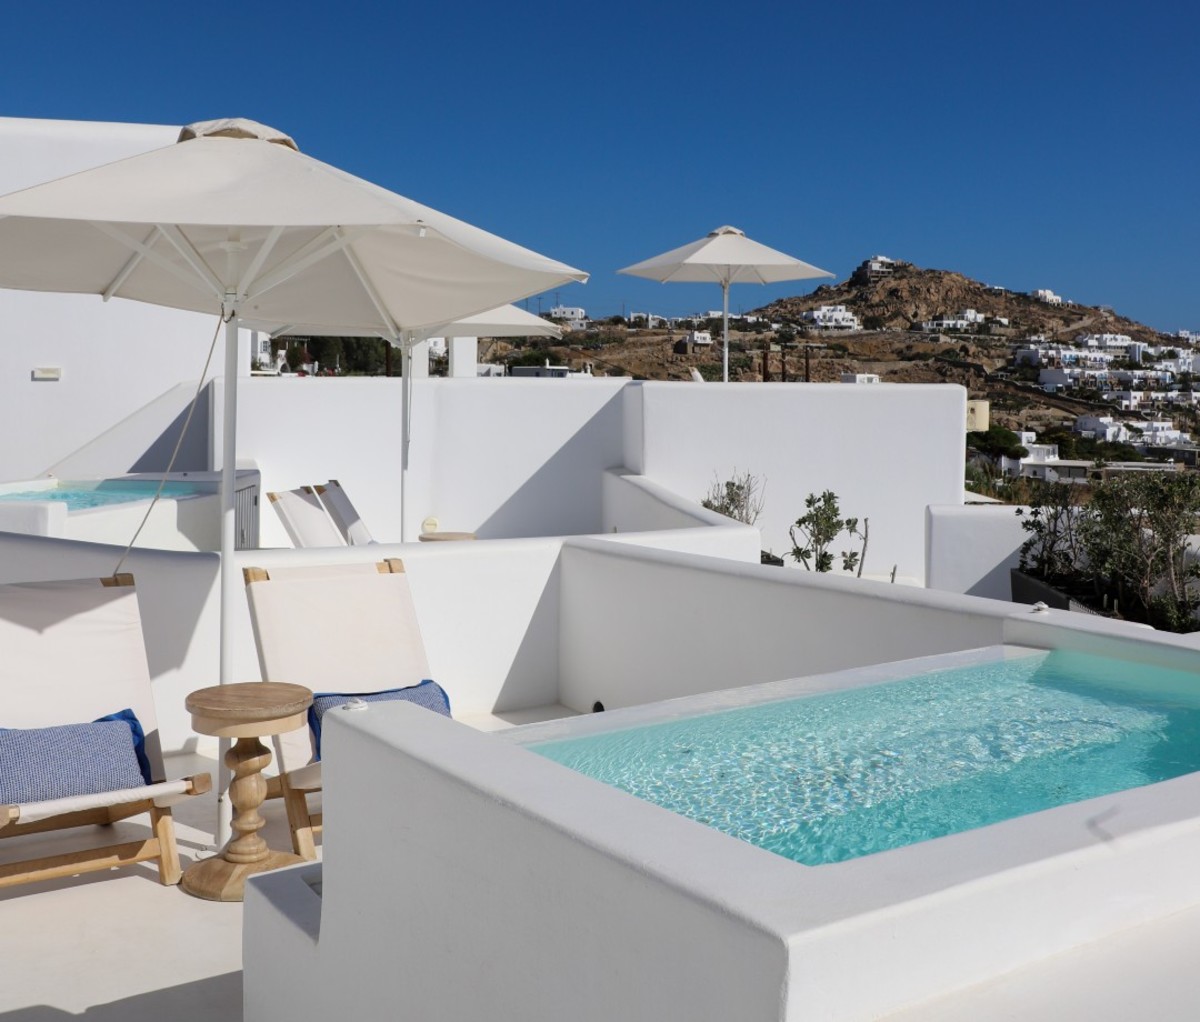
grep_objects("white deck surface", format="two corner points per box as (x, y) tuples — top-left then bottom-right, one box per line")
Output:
(0, 751), (295, 1021)
(4, 750), (1200, 1021)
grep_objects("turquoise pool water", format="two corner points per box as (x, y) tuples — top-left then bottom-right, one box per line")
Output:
(0, 480), (203, 510)
(532, 650), (1200, 865)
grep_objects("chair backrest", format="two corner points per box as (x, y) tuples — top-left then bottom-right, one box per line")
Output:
(314, 479), (374, 546)
(244, 559), (431, 772)
(0, 575), (165, 780)
(268, 486), (346, 548)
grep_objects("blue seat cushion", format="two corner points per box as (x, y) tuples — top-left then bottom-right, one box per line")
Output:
(307, 681), (450, 759)
(0, 708), (152, 805)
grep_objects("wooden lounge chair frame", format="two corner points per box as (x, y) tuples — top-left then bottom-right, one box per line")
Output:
(267, 486), (346, 548)
(0, 575), (211, 889)
(245, 558), (432, 859)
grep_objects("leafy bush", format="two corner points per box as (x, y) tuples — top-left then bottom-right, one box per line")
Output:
(701, 470), (765, 525)
(789, 491), (868, 575)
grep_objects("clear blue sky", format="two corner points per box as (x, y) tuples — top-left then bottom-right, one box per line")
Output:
(3, 1), (1196, 331)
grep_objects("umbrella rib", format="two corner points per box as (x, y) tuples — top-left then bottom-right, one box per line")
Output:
(157, 224), (228, 298)
(238, 225), (285, 299)
(338, 227), (401, 338)
(102, 227), (159, 301)
(244, 225), (367, 303)
(91, 221), (223, 302)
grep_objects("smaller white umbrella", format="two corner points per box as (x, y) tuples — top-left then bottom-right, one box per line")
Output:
(619, 225), (834, 381)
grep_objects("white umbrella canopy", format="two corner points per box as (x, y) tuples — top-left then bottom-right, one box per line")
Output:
(0, 117), (587, 684)
(417, 302), (561, 340)
(618, 225), (832, 381)
(249, 301), (562, 342)
(0, 118), (587, 334)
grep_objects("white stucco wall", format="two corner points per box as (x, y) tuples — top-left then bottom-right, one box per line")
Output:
(245, 704), (792, 1022)
(633, 382), (967, 583)
(925, 503), (1027, 599)
(426, 377), (628, 540)
(557, 541), (1013, 713)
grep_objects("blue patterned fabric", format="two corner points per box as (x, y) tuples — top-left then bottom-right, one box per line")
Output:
(307, 681), (450, 759)
(0, 709), (150, 805)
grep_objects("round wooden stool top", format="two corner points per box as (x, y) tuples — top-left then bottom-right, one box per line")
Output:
(186, 681), (313, 738)
(418, 531), (477, 542)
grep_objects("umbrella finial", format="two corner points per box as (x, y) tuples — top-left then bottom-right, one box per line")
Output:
(178, 119), (299, 152)
(708, 225), (745, 238)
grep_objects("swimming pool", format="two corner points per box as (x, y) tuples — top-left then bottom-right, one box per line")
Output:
(530, 648), (1200, 864)
(0, 479), (206, 509)
(0, 472), (258, 551)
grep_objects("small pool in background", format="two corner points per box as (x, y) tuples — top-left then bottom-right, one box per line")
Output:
(0, 479), (206, 510)
(531, 648), (1200, 865)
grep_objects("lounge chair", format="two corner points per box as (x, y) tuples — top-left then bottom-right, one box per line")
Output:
(312, 479), (374, 545)
(0, 575), (210, 889)
(244, 559), (440, 859)
(267, 486), (346, 548)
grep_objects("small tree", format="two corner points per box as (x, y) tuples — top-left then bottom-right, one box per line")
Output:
(789, 491), (868, 575)
(701, 470), (765, 525)
(1015, 481), (1085, 582)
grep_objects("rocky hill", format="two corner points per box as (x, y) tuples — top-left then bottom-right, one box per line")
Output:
(481, 257), (1184, 434)
(754, 258), (1163, 344)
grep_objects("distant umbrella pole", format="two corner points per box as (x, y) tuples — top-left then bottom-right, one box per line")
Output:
(722, 280), (730, 383)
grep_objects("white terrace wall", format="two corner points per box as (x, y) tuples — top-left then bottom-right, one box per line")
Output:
(926, 503), (1026, 599)
(557, 540), (1016, 713)
(422, 377), (629, 541)
(245, 704), (792, 1022)
(226, 376), (967, 566)
(626, 382), (967, 585)
(0, 117), (250, 481)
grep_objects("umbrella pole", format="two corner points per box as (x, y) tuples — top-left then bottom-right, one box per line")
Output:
(722, 280), (730, 383)
(400, 338), (411, 542)
(215, 305), (239, 847)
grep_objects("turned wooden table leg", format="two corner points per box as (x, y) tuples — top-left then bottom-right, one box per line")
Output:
(223, 735), (272, 865)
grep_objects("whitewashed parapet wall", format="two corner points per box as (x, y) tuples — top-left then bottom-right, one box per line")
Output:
(628, 381), (967, 583)
(229, 376), (965, 581)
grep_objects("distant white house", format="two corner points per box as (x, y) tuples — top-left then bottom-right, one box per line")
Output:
(684, 330), (712, 346)
(922, 308), (987, 333)
(549, 305), (588, 331)
(1032, 289), (1063, 306)
(802, 305), (861, 330)
(1075, 415), (1129, 443)
(840, 373), (880, 384)
(863, 255), (899, 279)
(1078, 332), (1133, 350)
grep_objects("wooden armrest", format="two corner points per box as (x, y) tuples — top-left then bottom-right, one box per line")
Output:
(186, 773), (213, 796)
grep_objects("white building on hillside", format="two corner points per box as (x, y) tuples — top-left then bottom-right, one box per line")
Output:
(1075, 414), (1129, 442)
(549, 305), (588, 331)
(1033, 288), (1063, 305)
(801, 304), (860, 330)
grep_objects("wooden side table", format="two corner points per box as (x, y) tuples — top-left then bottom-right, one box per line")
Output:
(181, 681), (313, 902)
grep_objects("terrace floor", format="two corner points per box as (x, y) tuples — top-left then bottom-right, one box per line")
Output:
(4, 751), (1200, 1021)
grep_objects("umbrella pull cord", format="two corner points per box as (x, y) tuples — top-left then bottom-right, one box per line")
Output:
(111, 313), (225, 579)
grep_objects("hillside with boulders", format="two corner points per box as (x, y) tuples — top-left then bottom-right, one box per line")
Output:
(755, 258), (1162, 344)
(479, 257), (1184, 435)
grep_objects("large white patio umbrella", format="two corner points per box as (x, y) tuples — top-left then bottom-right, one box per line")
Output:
(618, 225), (833, 381)
(0, 117), (587, 687)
